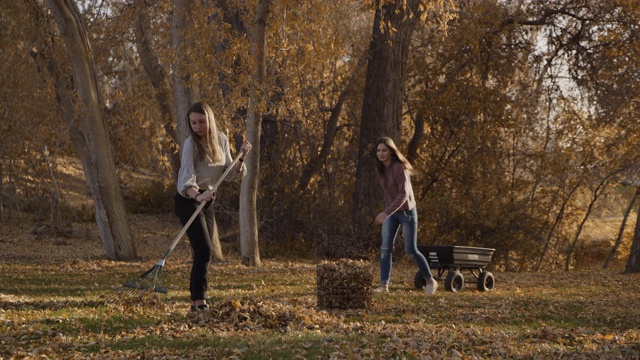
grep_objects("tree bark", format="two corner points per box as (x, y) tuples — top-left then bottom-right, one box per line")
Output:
(353, 0), (423, 249)
(46, 0), (136, 260)
(239, 0), (271, 267)
(171, 0), (195, 145)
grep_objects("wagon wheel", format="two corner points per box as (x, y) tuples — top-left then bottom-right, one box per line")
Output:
(445, 270), (464, 292)
(414, 270), (426, 289)
(477, 271), (495, 292)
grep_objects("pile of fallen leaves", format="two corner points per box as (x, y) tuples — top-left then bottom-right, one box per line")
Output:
(316, 258), (372, 310)
(187, 296), (344, 332)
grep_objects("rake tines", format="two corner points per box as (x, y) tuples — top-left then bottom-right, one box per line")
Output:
(101, 287), (166, 307)
(102, 260), (168, 305)
(122, 261), (167, 294)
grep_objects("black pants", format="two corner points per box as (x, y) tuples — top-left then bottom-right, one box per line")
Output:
(174, 192), (215, 301)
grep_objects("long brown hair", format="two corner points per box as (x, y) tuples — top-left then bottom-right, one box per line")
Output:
(375, 137), (413, 176)
(187, 102), (224, 164)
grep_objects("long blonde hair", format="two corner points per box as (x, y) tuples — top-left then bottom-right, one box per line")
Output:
(187, 102), (224, 164)
(375, 137), (413, 176)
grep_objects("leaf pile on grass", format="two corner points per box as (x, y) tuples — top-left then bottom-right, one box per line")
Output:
(188, 296), (345, 332)
(316, 259), (373, 310)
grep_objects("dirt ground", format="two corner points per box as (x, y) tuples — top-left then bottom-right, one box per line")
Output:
(0, 156), (188, 263)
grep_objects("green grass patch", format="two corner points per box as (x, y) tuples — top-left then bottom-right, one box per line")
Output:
(3, 253), (640, 358)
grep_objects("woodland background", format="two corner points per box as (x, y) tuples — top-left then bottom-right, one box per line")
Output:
(2, 0), (640, 273)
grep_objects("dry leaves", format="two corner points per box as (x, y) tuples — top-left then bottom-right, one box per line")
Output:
(2, 214), (640, 359)
(187, 296), (342, 332)
(316, 259), (373, 310)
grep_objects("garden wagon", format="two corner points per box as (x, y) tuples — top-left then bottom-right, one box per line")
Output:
(413, 245), (495, 292)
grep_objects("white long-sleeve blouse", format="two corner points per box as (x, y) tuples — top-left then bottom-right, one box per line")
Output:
(176, 133), (245, 197)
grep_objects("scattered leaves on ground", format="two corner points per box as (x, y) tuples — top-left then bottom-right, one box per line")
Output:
(1, 214), (640, 359)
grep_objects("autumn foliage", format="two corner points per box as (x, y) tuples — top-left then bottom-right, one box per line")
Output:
(2, 1), (640, 270)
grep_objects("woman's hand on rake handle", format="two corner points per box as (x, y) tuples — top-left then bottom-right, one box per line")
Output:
(240, 140), (252, 156)
(198, 190), (216, 203)
(235, 140), (252, 173)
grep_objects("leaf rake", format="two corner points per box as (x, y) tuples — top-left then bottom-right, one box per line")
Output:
(109, 151), (244, 303)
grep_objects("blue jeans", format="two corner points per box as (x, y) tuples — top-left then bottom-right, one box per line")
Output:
(380, 208), (433, 284)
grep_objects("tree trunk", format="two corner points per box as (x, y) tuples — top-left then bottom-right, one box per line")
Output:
(406, 111), (425, 163)
(353, 0), (422, 250)
(239, 0), (271, 267)
(133, 0), (180, 180)
(36, 25), (97, 240)
(625, 196), (640, 273)
(604, 187), (639, 269)
(171, 0), (195, 145)
(0, 160), (3, 221)
(41, 148), (61, 230)
(46, 0), (136, 261)
(535, 182), (580, 272)
(170, 0), (223, 261)
(297, 91), (347, 192)
(297, 52), (365, 192)
(565, 178), (611, 271)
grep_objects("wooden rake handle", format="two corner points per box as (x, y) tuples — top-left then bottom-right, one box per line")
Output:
(160, 150), (245, 260)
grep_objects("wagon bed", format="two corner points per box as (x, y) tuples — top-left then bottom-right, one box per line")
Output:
(414, 245), (496, 292)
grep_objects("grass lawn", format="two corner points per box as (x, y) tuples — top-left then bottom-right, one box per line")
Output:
(1, 214), (640, 359)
